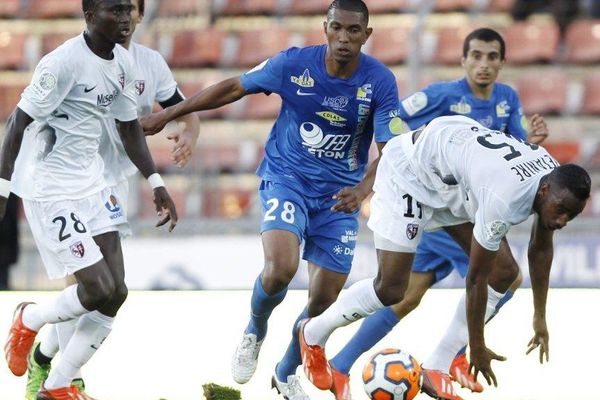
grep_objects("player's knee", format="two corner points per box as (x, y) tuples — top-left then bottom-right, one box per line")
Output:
(374, 283), (405, 307)
(307, 293), (338, 316)
(394, 294), (421, 314)
(110, 283), (128, 309)
(262, 260), (296, 293)
(79, 277), (116, 310)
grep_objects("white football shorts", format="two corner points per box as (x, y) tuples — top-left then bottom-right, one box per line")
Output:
(24, 187), (127, 279)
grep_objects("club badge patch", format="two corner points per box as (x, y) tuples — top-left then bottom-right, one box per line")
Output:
(406, 223), (419, 240)
(70, 241), (85, 258)
(135, 80), (145, 95)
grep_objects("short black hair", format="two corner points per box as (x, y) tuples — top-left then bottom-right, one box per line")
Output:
(82, 0), (98, 13)
(138, 0), (145, 15)
(548, 164), (591, 201)
(463, 28), (506, 60)
(327, 0), (369, 25)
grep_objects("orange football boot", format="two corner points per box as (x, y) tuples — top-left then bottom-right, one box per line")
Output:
(37, 384), (96, 400)
(330, 364), (351, 400)
(298, 319), (333, 390)
(449, 353), (483, 393)
(421, 368), (463, 400)
(5, 302), (38, 376)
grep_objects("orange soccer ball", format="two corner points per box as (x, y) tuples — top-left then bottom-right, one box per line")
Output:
(362, 348), (422, 400)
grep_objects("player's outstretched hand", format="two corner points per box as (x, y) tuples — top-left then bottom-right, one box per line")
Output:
(468, 345), (506, 388)
(527, 114), (549, 144)
(331, 186), (367, 213)
(526, 317), (550, 364)
(140, 111), (168, 136)
(167, 131), (194, 168)
(153, 186), (178, 232)
(0, 195), (7, 221)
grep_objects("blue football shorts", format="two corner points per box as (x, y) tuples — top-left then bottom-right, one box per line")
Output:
(259, 180), (359, 274)
(412, 229), (469, 284)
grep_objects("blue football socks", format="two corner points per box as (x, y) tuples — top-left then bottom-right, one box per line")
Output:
(275, 307), (309, 381)
(245, 274), (287, 342)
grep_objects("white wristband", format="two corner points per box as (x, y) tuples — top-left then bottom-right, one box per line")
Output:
(0, 178), (10, 198)
(147, 173), (165, 189)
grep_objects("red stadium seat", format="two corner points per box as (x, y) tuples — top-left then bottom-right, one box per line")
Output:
(197, 142), (262, 172)
(178, 79), (234, 119)
(201, 188), (255, 218)
(157, 0), (207, 17)
(0, 82), (26, 121)
(216, 0), (278, 16)
(233, 28), (290, 68)
(231, 93), (281, 120)
(504, 21), (560, 64)
(564, 19), (600, 64)
(516, 70), (568, 115)
(0, 0), (21, 18)
(168, 28), (225, 68)
(433, 0), (474, 12)
(25, 0), (82, 19)
(285, 0), (330, 15)
(303, 27), (326, 47)
(433, 26), (476, 65)
(542, 141), (581, 164)
(579, 73), (600, 115)
(367, 0), (407, 13)
(367, 26), (410, 66)
(486, 0), (516, 12)
(0, 32), (27, 70)
(41, 32), (78, 57)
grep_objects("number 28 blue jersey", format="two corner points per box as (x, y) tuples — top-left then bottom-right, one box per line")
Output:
(241, 45), (401, 197)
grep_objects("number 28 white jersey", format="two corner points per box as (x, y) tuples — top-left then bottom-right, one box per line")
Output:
(383, 115), (559, 251)
(14, 33), (138, 201)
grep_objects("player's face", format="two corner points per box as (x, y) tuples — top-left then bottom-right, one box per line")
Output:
(127, 0), (143, 37)
(89, 0), (134, 45)
(462, 39), (504, 88)
(538, 186), (587, 231)
(324, 8), (372, 64)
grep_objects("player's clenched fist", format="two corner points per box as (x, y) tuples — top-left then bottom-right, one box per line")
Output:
(140, 111), (168, 136)
(153, 187), (178, 232)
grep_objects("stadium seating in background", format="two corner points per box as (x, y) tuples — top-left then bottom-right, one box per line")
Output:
(366, 26), (410, 66)
(563, 19), (600, 64)
(41, 32), (78, 57)
(433, 0), (474, 12)
(303, 27), (326, 47)
(0, 0), (21, 18)
(25, 0), (82, 19)
(213, 0), (279, 16)
(280, 0), (330, 15)
(232, 28), (290, 67)
(504, 20), (559, 64)
(230, 93), (282, 120)
(433, 26), (477, 65)
(516, 69), (568, 115)
(542, 141), (581, 164)
(157, 0), (207, 17)
(0, 82), (26, 121)
(168, 28), (225, 68)
(178, 79), (234, 119)
(201, 185), (255, 218)
(196, 142), (262, 173)
(366, 0), (407, 14)
(0, 32), (27, 70)
(579, 73), (600, 115)
(138, 176), (189, 218)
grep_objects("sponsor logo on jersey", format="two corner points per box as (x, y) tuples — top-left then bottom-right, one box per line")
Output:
(341, 229), (357, 244)
(97, 89), (119, 107)
(347, 103), (370, 171)
(449, 96), (472, 114)
(247, 59), (268, 74)
(333, 244), (353, 256)
(84, 85), (96, 93)
(356, 84), (372, 102)
(296, 89), (316, 96)
(316, 111), (347, 127)
(322, 96), (349, 111)
(291, 69), (315, 88)
(118, 73), (125, 89)
(406, 223), (419, 240)
(496, 100), (510, 117)
(70, 241), (85, 258)
(299, 122), (350, 159)
(401, 92), (427, 116)
(135, 80), (145, 95)
(105, 195), (123, 220)
(484, 220), (509, 242)
(388, 116), (405, 135)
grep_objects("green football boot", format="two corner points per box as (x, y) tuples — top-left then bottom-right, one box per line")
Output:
(25, 343), (51, 400)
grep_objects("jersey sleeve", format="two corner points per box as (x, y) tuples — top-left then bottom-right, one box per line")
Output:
(372, 69), (401, 143)
(112, 52), (138, 122)
(398, 83), (446, 130)
(152, 51), (178, 103)
(17, 54), (74, 121)
(506, 90), (528, 141)
(239, 49), (287, 95)
(472, 187), (511, 251)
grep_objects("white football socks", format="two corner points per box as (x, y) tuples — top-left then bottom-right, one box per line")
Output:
(45, 311), (114, 389)
(39, 326), (59, 359)
(422, 285), (504, 372)
(304, 278), (384, 346)
(22, 285), (88, 331)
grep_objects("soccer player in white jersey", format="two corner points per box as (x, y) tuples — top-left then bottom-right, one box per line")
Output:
(298, 115), (590, 397)
(0, 1), (178, 399)
(21, 1), (199, 397)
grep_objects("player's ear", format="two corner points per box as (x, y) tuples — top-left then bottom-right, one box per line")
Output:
(364, 27), (373, 43)
(323, 20), (327, 34)
(461, 57), (466, 68)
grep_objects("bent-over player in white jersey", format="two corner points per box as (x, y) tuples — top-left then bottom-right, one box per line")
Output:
(21, 1), (199, 397)
(0, 1), (178, 399)
(297, 115), (590, 396)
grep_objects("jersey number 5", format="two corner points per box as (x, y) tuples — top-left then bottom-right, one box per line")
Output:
(52, 213), (88, 242)
(477, 132), (538, 161)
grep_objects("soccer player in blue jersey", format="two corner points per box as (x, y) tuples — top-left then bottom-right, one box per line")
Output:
(326, 28), (551, 400)
(140, 1), (401, 398)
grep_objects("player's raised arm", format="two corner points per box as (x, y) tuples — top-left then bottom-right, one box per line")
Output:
(141, 76), (246, 136)
(525, 214), (553, 363)
(117, 119), (178, 231)
(0, 108), (33, 219)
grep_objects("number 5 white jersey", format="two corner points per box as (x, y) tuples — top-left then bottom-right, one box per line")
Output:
(14, 33), (138, 201)
(374, 115), (558, 251)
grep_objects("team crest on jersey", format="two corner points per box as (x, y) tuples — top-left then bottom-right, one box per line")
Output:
(118, 73), (125, 89)
(406, 223), (419, 240)
(322, 96), (349, 111)
(356, 84), (372, 102)
(70, 241), (85, 258)
(496, 100), (510, 117)
(291, 69), (315, 87)
(449, 96), (472, 114)
(478, 115), (494, 128)
(135, 80), (145, 95)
